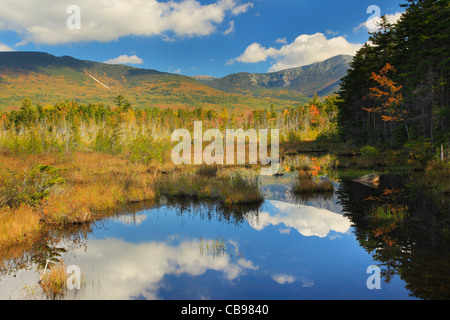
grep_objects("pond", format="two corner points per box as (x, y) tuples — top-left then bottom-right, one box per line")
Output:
(1, 156), (449, 300)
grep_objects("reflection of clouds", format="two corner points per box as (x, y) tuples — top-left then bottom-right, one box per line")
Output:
(329, 234), (343, 240)
(300, 278), (314, 288)
(272, 274), (314, 288)
(247, 200), (351, 238)
(114, 214), (147, 225)
(279, 228), (291, 235)
(70, 238), (258, 300)
(273, 274), (295, 285)
(0, 268), (41, 299)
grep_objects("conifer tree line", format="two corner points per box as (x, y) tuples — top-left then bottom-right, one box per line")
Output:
(337, 0), (449, 153)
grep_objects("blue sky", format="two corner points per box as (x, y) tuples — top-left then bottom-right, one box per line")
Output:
(0, 0), (405, 78)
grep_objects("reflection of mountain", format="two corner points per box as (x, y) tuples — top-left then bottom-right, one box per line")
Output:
(246, 200), (351, 238)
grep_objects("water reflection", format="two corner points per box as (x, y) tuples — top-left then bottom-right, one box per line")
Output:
(0, 196), (363, 300)
(247, 201), (351, 238)
(69, 238), (258, 300)
(2, 155), (448, 300)
(337, 174), (450, 300)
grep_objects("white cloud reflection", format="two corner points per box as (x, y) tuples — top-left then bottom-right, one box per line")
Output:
(70, 238), (258, 300)
(247, 200), (351, 238)
(114, 214), (147, 225)
(272, 274), (295, 285)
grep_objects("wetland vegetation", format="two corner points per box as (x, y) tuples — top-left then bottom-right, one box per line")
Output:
(0, 0), (449, 299)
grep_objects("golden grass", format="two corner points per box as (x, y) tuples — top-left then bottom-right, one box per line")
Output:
(0, 151), (158, 245)
(39, 260), (68, 299)
(292, 171), (334, 194)
(154, 169), (263, 205)
(0, 149), (266, 246)
(0, 204), (41, 245)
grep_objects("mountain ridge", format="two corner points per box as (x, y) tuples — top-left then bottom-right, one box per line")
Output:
(193, 54), (353, 98)
(0, 52), (351, 110)
(1, 51), (294, 110)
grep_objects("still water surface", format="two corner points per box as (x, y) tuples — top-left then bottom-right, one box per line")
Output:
(1, 159), (449, 300)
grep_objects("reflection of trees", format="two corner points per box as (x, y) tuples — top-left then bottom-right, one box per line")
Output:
(155, 197), (262, 226)
(0, 223), (93, 277)
(337, 174), (450, 300)
(291, 190), (334, 203)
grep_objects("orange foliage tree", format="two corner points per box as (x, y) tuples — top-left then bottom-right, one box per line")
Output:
(309, 104), (320, 125)
(364, 63), (405, 122)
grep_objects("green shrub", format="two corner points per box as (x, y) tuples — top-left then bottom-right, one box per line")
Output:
(287, 131), (301, 144)
(360, 145), (378, 159)
(0, 165), (65, 208)
(129, 136), (165, 164)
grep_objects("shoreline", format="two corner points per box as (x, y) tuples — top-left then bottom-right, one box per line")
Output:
(1, 146), (449, 248)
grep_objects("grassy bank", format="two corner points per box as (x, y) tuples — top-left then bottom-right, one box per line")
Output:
(0, 151), (159, 246)
(0, 151), (265, 246)
(292, 170), (334, 194)
(154, 165), (264, 205)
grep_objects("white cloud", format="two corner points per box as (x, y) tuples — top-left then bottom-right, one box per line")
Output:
(232, 33), (361, 72)
(354, 12), (404, 33)
(168, 66), (183, 74)
(0, 0), (253, 45)
(275, 38), (288, 44)
(104, 54), (143, 65)
(234, 42), (277, 63)
(224, 20), (235, 35)
(273, 274), (295, 285)
(0, 42), (14, 51)
(232, 2), (254, 15)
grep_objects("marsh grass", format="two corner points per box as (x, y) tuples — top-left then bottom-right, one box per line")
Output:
(370, 204), (409, 223)
(218, 173), (263, 205)
(154, 169), (263, 205)
(292, 171), (334, 194)
(196, 164), (219, 177)
(0, 151), (157, 245)
(0, 205), (41, 245)
(200, 237), (227, 258)
(0, 152), (263, 246)
(39, 260), (68, 300)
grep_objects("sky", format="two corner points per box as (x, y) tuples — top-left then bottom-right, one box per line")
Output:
(0, 0), (405, 78)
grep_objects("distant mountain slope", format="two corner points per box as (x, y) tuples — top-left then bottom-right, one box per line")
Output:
(0, 52), (304, 111)
(195, 55), (352, 98)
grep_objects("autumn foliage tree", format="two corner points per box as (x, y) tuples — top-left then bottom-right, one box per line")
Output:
(309, 104), (320, 126)
(365, 63), (404, 123)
